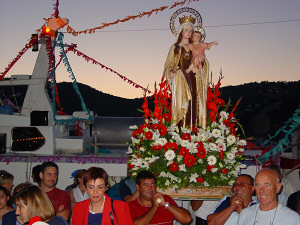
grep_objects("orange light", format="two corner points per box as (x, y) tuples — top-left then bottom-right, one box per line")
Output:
(43, 26), (51, 35)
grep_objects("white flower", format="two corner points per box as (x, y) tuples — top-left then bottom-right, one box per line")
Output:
(181, 140), (190, 147)
(211, 168), (218, 173)
(159, 172), (167, 178)
(209, 143), (217, 151)
(226, 152), (234, 160)
(139, 147), (145, 152)
(165, 150), (175, 161)
(237, 138), (247, 146)
(212, 129), (221, 138)
(177, 155), (183, 162)
(203, 181), (209, 187)
(154, 138), (167, 146)
(129, 125), (138, 130)
(190, 173), (198, 183)
(227, 135), (236, 146)
(229, 180), (235, 186)
(220, 111), (228, 119)
(181, 127), (191, 133)
(207, 155), (217, 165)
(152, 130), (160, 141)
(131, 137), (140, 144)
(148, 156), (160, 163)
(127, 146), (133, 154)
(167, 123), (177, 132)
(198, 158), (203, 164)
(150, 118), (159, 124)
(179, 164), (186, 172)
(216, 136), (225, 144)
(165, 179), (170, 186)
(202, 169), (206, 175)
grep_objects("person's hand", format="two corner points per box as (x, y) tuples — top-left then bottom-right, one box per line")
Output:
(57, 204), (65, 212)
(213, 41), (219, 46)
(152, 192), (166, 208)
(230, 195), (244, 213)
(169, 72), (176, 78)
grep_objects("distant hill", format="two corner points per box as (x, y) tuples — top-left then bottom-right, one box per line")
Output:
(1, 80), (299, 140)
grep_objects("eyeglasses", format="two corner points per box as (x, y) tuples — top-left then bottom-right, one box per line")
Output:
(233, 182), (252, 188)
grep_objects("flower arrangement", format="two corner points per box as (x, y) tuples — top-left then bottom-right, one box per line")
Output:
(127, 76), (247, 190)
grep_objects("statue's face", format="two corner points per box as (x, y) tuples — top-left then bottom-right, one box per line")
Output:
(193, 32), (202, 43)
(181, 25), (193, 40)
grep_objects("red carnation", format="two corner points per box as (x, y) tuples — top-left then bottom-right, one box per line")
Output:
(150, 124), (160, 129)
(221, 168), (228, 174)
(159, 125), (168, 136)
(207, 165), (215, 172)
(181, 133), (191, 141)
(197, 148), (206, 159)
(197, 177), (204, 183)
(169, 161), (179, 172)
(184, 155), (196, 167)
(179, 147), (190, 157)
(145, 131), (153, 140)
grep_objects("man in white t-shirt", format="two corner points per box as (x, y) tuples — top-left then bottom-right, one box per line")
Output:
(238, 169), (300, 225)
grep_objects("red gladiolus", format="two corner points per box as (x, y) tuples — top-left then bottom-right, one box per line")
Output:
(145, 131), (153, 140)
(181, 133), (191, 141)
(197, 177), (204, 183)
(184, 155), (196, 167)
(179, 147), (189, 157)
(169, 161), (179, 172)
(159, 125), (167, 136)
(221, 168), (228, 174)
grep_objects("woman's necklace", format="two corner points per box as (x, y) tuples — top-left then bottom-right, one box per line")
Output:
(89, 195), (106, 214)
(253, 204), (278, 225)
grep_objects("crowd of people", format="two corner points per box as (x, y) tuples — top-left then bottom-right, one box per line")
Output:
(0, 162), (299, 225)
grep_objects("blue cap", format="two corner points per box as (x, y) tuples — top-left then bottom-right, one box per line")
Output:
(70, 169), (81, 178)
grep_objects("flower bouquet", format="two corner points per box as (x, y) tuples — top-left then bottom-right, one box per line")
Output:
(127, 75), (247, 190)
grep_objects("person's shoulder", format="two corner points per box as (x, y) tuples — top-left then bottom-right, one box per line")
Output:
(112, 199), (129, 207)
(2, 209), (16, 219)
(127, 198), (139, 206)
(53, 187), (69, 195)
(278, 203), (299, 215)
(74, 198), (90, 208)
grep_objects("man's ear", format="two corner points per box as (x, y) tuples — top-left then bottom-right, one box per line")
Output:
(39, 171), (43, 180)
(136, 184), (140, 191)
(276, 182), (282, 194)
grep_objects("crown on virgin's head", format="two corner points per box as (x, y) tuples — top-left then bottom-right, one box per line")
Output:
(179, 15), (196, 25)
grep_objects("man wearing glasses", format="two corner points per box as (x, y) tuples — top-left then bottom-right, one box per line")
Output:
(207, 174), (256, 225)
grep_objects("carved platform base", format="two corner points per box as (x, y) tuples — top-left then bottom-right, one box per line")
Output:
(158, 186), (232, 200)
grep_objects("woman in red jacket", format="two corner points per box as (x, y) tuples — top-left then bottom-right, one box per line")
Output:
(72, 167), (134, 225)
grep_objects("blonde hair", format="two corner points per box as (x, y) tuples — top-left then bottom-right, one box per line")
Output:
(0, 170), (14, 186)
(15, 185), (55, 221)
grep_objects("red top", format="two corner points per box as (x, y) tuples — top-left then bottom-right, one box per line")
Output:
(72, 194), (134, 225)
(46, 187), (71, 212)
(128, 195), (177, 225)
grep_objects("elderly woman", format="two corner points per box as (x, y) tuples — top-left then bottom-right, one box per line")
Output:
(164, 15), (210, 129)
(72, 167), (134, 225)
(14, 185), (68, 225)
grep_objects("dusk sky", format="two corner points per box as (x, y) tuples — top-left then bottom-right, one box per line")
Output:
(0, 0), (299, 99)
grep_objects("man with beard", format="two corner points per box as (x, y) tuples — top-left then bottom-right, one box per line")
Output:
(207, 174), (257, 225)
(127, 170), (191, 225)
(40, 162), (71, 221)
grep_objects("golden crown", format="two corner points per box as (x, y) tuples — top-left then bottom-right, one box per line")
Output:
(179, 15), (196, 25)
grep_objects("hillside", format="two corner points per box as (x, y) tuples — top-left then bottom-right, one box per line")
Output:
(1, 80), (299, 140)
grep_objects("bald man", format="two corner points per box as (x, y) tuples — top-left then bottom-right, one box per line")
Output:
(238, 169), (300, 225)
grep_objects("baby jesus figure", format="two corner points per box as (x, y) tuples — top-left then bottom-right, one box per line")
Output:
(186, 30), (218, 74)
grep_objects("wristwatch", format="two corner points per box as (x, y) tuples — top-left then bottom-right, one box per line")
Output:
(164, 202), (170, 209)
